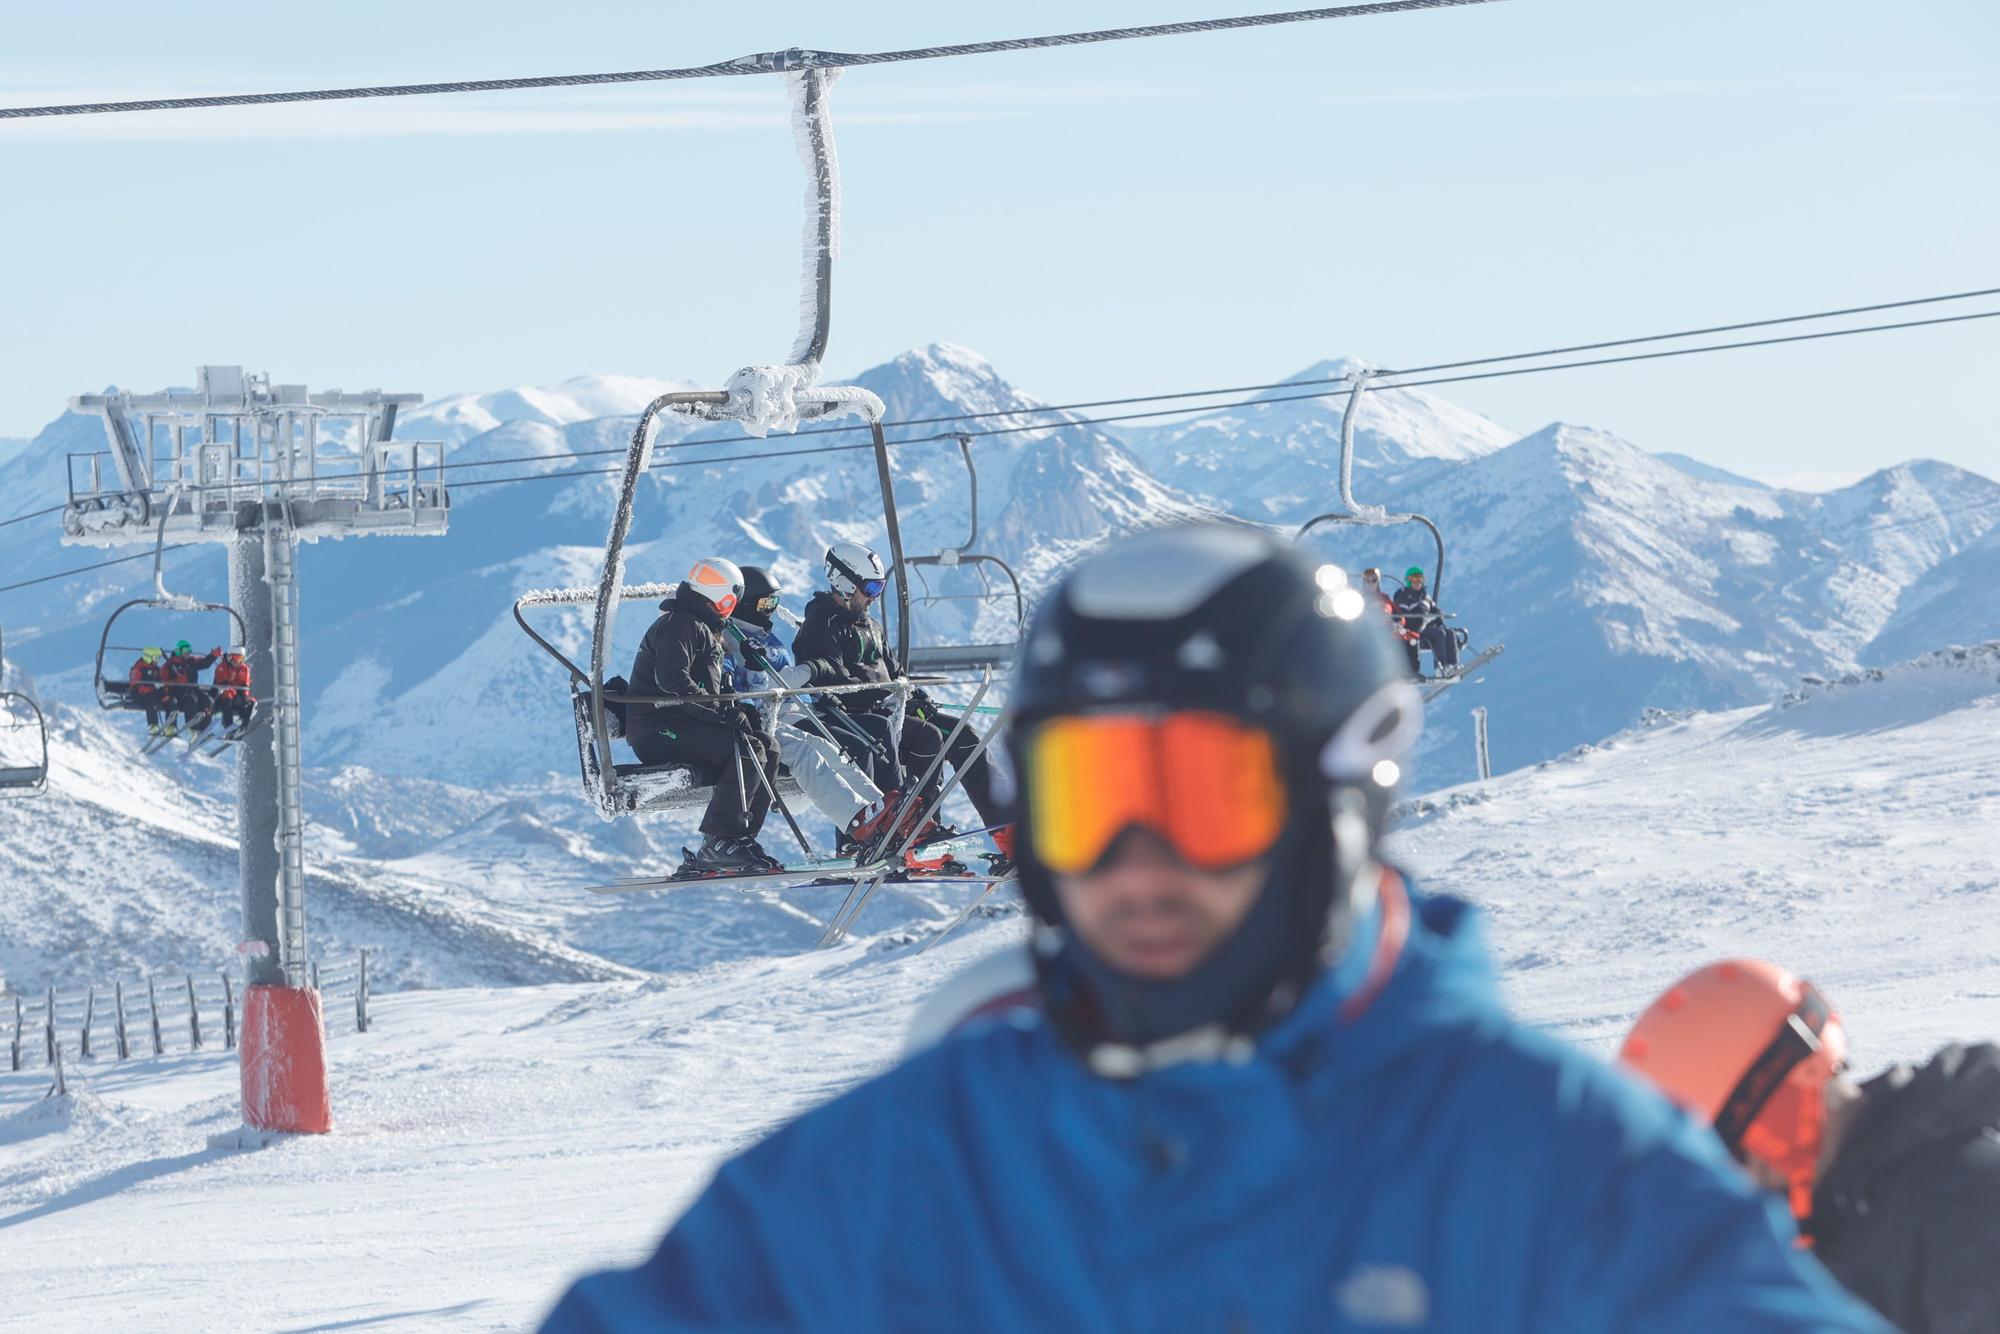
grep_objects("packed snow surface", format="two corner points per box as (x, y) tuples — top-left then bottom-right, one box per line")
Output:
(2, 647), (1995, 1331)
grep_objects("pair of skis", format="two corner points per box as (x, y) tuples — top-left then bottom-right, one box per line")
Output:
(140, 716), (261, 758)
(587, 823), (1009, 896)
(1419, 644), (1504, 702)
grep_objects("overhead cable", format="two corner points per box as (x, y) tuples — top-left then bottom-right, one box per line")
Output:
(0, 1), (1498, 120)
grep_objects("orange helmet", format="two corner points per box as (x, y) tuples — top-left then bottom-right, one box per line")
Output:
(1620, 959), (1847, 1225)
(684, 557), (744, 618)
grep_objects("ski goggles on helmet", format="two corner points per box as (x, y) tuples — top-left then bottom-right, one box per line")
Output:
(753, 593), (782, 614)
(1023, 710), (1289, 874)
(1714, 982), (1836, 1163)
(829, 552), (886, 599)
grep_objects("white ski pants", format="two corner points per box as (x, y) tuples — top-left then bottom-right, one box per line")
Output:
(778, 712), (882, 828)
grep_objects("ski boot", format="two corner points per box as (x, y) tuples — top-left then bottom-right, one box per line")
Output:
(841, 790), (901, 860)
(673, 835), (771, 879)
(986, 824), (1017, 878)
(147, 723), (161, 737)
(731, 838), (784, 873)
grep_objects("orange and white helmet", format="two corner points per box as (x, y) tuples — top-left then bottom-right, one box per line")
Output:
(684, 557), (744, 618)
(1620, 959), (1847, 1224)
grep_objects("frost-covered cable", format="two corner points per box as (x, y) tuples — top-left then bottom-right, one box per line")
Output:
(0, 1), (1499, 120)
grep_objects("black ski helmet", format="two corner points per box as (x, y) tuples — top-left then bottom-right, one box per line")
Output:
(1008, 522), (1420, 1069)
(734, 564), (782, 628)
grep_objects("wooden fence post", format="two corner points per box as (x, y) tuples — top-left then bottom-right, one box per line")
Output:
(115, 981), (130, 1060)
(10, 994), (20, 1072)
(81, 988), (95, 1060)
(44, 986), (55, 1066)
(356, 949), (370, 1035)
(147, 976), (163, 1056)
(185, 974), (202, 1050)
(310, 960), (321, 993)
(221, 973), (235, 1051)
(48, 1041), (66, 1099)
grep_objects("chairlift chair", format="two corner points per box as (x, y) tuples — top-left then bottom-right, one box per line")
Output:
(0, 628), (50, 796)
(513, 68), (917, 832)
(1294, 368), (1447, 597)
(901, 435), (1027, 675)
(90, 496), (261, 743)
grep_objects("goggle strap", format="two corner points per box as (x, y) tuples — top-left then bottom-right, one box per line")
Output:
(1713, 986), (1830, 1158)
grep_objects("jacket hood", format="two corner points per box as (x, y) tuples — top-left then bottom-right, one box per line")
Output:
(1820, 1042), (2000, 1196)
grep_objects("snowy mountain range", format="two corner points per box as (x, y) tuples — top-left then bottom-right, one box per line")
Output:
(2, 344), (1995, 798)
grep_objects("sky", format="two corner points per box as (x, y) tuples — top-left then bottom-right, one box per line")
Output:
(1, 0), (1995, 485)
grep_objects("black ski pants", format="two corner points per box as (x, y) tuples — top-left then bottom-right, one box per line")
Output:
(218, 690), (254, 729)
(1402, 619), (1460, 676)
(902, 709), (1003, 828)
(630, 714), (778, 840)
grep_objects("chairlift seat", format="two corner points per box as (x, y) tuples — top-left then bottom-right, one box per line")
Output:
(0, 766), (43, 788)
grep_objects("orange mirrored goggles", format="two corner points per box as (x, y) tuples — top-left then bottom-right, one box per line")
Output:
(1024, 711), (1289, 874)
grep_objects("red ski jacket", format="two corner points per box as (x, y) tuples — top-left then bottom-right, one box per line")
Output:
(128, 659), (164, 694)
(165, 648), (221, 684)
(214, 658), (251, 690)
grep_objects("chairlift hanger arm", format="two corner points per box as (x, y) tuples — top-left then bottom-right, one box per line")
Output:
(1294, 366), (1448, 598)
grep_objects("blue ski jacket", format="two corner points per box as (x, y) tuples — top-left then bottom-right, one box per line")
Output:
(542, 884), (1886, 1333)
(721, 620), (790, 697)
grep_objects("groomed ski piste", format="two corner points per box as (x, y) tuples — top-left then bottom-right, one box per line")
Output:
(3, 643), (1994, 1331)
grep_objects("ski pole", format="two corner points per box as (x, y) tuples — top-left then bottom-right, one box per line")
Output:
(740, 716), (816, 861)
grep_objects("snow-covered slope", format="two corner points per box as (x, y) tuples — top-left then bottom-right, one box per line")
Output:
(2, 646), (1994, 1332)
(1389, 642), (2000, 1061)
(0, 694), (1009, 994)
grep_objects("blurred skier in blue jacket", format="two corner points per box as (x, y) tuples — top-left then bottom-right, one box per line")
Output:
(543, 524), (1884, 1334)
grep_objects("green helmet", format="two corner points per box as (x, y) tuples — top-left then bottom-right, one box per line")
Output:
(140, 646), (164, 663)
(1404, 566), (1425, 580)
(175, 640), (192, 654)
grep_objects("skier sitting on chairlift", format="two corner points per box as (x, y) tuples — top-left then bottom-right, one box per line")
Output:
(626, 557), (784, 877)
(720, 564), (901, 858)
(791, 541), (1014, 864)
(128, 645), (170, 736)
(164, 639), (222, 734)
(212, 645), (254, 733)
(1391, 566), (1461, 681)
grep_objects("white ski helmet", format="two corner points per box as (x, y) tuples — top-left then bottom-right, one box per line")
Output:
(825, 541), (886, 599)
(684, 556), (745, 617)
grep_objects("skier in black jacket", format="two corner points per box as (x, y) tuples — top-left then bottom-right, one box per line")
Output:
(790, 540), (1009, 852)
(1390, 567), (1460, 679)
(626, 557), (782, 876)
(1623, 958), (2000, 1334)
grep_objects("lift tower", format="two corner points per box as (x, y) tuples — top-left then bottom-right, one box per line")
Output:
(63, 365), (447, 1133)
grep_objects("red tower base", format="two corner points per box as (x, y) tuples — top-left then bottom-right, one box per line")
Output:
(240, 984), (332, 1133)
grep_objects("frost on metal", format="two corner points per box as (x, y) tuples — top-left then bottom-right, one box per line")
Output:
(518, 583), (677, 609)
(721, 365), (884, 438)
(786, 67), (841, 368)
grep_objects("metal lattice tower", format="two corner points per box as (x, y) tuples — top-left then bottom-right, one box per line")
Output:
(62, 366), (448, 991)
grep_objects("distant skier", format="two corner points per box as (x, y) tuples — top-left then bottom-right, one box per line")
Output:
(791, 540), (1012, 861)
(164, 639), (221, 734)
(720, 564), (900, 858)
(1361, 566), (1400, 618)
(1391, 565), (1460, 679)
(625, 557), (784, 876)
(542, 524), (1882, 1334)
(1623, 959), (2000, 1334)
(211, 646), (254, 733)
(127, 645), (170, 735)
